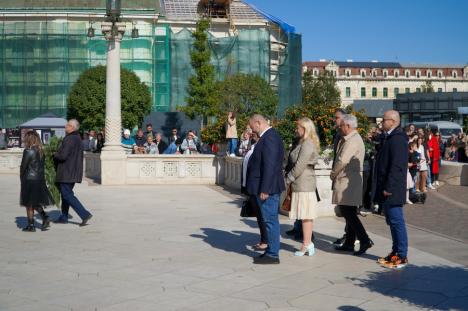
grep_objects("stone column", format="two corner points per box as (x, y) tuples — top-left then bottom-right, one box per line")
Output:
(100, 22), (127, 185)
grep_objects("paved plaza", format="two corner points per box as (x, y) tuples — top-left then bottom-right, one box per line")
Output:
(1, 175), (468, 311)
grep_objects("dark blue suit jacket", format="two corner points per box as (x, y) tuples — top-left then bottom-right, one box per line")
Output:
(246, 128), (286, 196)
(374, 127), (408, 205)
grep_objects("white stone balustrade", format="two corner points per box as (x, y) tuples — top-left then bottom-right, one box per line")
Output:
(0, 150), (22, 174)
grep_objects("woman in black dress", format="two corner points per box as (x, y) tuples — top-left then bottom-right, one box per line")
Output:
(20, 131), (54, 232)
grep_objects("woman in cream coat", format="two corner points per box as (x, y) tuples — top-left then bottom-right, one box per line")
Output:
(285, 117), (320, 257)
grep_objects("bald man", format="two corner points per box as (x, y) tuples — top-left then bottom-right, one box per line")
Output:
(374, 110), (409, 269)
(246, 114), (285, 264)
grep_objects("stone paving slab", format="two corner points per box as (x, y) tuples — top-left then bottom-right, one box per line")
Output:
(0, 175), (467, 311)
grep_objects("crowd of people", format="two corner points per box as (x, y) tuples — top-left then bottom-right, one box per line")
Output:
(15, 109), (467, 270)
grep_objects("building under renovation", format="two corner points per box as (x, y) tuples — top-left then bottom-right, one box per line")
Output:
(0, 0), (302, 128)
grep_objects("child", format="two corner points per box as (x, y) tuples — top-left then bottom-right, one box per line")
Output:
(407, 142), (420, 204)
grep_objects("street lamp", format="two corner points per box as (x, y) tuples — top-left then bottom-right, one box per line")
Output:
(106, 0), (121, 22)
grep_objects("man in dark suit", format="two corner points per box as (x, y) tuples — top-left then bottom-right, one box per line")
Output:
(154, 133), (168, 154)
(374, 110), (409, 269)
(53, 119), (93, 226)
(246, 114), (285, 264)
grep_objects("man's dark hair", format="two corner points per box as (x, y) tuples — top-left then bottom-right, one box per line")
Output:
(146, 123), (152, 128)
(335, 108), (346, 115)
(175, 138), (182, 145)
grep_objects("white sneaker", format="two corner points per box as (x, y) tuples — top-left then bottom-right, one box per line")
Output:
(229, 153), (236, 157)
(435, 181), (440, 186)
(406, 200), (414, 205)
(428, 184), (436, 190)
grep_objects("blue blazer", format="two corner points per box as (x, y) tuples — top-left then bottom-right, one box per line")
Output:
(246, 128), (286, 196)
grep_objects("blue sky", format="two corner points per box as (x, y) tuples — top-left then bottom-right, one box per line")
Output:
(245, 0), (468, 65)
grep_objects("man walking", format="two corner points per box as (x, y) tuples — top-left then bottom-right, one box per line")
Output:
(375, 110), (409, 268)
(331, 115), (373, 256)
(54, 119), (93, 226)
(247, 114), (285, 264)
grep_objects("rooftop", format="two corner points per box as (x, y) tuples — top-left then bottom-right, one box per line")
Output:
(304, 60), (468, 69)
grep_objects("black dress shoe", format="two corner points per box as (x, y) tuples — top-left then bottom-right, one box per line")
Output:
(53, 215), (68, 224)
(41, 216), (50, 231)
(285, 229), (296, 236)
(253, 255), (280, 265)
(353, 239), (374, 256)
(22, 224), (36, 232)
(333, 234), (347, 245)
(335, 244), (354, 252)
(79, 214), (93, 227)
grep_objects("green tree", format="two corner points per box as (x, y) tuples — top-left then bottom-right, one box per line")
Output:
(303, 70), (341, 107)
(67, 65), (152, 130)
(421, 80), (435, 93)
(201, 73), (279, 145)
(181, 18), (218, 127)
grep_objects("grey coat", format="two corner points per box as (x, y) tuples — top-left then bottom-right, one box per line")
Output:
(286, 139), (319, 192)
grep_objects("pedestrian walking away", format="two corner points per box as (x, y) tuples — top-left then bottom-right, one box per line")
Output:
(53, 119), (93, 227)
(19, 131), (54, 232)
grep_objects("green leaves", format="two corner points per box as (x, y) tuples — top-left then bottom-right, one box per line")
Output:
(67, 65), (152, 131)
(303, 71), (341, 107)
(181, 18), (219, 122)
(44, 136), (62, 208)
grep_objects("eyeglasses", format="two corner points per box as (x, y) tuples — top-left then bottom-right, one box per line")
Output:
(383, 118), (394, 121)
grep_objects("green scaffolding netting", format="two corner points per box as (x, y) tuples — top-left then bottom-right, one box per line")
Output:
(0, 20), (171, 128)
(170, 27), (271, 111)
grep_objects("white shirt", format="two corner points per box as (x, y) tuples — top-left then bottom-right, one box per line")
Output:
(259, 127), (272, 138)
(242, 143), (256, 187)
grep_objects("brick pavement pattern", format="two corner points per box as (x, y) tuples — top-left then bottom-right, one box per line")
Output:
(0, 175), (467, 311)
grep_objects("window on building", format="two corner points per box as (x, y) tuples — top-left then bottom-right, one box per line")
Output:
(313, 69), (318, 77)
(405, 70), (410, 78)
(416, 88), (421, 93)
(416, 71), (421, 78)
(394, 87), (399, 95)
(361, 87), (366, 97)
(383, 70), (388, 78)
(427, 70), (432, 78)
(394, 70), (399, 78)
(346, 87), (351, 97)
(438, 71), (443, 78)
(372, 70), (377, 78)
(453, 88), (458, 92)
(346, 70), (350, 77)
(438, 88), (443, 92)
(361, 70), (366, 78)
(452, 71), (457, 78)
(372, 87), (377, 97)
(383, 87), (388, 97)
(405, 87), (410, 93)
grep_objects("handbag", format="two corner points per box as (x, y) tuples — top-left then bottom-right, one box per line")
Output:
(282, 186), (292, 212)
(240, 198), (257, 217)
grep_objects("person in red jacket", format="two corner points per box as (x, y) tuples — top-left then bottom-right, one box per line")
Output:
(427, 131), (441, 186)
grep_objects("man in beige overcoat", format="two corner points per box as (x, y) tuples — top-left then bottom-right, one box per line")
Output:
(330, 114), (373, 256)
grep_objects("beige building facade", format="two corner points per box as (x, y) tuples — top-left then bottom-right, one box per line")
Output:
(303, 60), (468, 106)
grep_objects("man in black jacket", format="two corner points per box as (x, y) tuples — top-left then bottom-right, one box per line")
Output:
(53, 119), (93, 226)
(374, 110), (409, 269)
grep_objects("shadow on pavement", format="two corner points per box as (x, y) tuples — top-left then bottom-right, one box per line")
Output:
(191, 227), (297, 258)
(349, 265), (468, 310)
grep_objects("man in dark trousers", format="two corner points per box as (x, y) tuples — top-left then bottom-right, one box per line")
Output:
(54, 119), (93, 226)
(374, 110), (409, 269)
(246, 114), (285, 264)
(331, 108), (348, 246)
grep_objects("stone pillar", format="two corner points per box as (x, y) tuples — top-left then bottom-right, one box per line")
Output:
(100, 22), (127, 185)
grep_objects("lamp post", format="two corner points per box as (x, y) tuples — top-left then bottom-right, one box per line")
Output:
(100, 0), (127, 184)
(101, 0), (125, 152)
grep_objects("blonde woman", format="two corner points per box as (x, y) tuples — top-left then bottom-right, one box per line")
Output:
(285, 117), (320, 256)
(20, 131), (54, 232)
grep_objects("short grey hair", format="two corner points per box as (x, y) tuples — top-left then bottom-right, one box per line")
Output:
(68, 119), (80, 131)
(342, 114), (358, 129)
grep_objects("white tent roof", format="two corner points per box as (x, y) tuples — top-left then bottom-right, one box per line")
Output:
(20, 113), (67, 128)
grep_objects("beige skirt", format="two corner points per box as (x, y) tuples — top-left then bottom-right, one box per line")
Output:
(289, 191), (318, 220)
